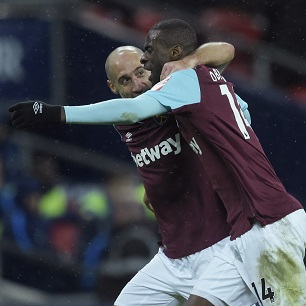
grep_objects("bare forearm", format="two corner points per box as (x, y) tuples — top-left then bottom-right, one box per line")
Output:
(161, 42), (235, 79)
(184, 42), (235, 71)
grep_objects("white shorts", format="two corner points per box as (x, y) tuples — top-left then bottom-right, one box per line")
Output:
(115, 237), (233, 305)
(192, 209), (306, 306)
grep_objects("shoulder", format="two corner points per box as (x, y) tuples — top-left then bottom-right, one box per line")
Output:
(150, 68), (198, 93)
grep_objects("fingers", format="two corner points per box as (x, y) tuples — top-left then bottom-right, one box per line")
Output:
(10, 107), (25, 129)
(147, 203), (154, 212)
(10, 106), (23, 128)
(11, 119), (22, 129)
(161, 61), (189, 81)
(143, 192), (149, 204)
(12, 118), (33, 129)
(11, 110), (22, 121)
(143, 192), (154, 212)
(160, 66), (170, 81)
(9, 102), (33, 129)
(8, 103), (22, 112)
(160, 64), (177, 80)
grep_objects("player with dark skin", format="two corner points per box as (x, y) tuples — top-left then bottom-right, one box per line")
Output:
(140, 23), (225, 306)
(139, 19), (306, 306)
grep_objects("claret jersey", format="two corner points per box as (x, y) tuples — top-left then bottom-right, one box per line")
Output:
(115, 115), (230, 258)
(143, 65), (303, 239)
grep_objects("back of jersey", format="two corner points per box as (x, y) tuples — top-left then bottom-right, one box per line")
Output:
(173, 65), (302, 239)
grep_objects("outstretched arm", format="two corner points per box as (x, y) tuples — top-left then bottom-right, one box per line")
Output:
(9, 95), (167, 128)
(161, 42), (234, 80)
(9, 92), (250, 129)
(63, 95), (166, 124)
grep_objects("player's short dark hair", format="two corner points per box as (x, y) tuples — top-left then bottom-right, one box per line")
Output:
(149, 19), (198, 55)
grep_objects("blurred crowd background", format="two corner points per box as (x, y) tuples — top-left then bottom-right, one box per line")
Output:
(0, 0), (306, 305)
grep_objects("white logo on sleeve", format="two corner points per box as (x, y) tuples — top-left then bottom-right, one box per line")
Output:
(189, 137), (202, 155)
(125, 132), (133, 142)
(131, 132), (181, 167)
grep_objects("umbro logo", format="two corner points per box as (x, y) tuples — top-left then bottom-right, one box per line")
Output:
(33, 101), (43, 115)
(125, 132), (132, 142)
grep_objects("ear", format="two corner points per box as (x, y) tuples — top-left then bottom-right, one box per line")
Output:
(107, 80), (119, 95)
(171, 44), (183, 60)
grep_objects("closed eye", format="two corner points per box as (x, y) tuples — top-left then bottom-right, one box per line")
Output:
(144, 46), (153, 54)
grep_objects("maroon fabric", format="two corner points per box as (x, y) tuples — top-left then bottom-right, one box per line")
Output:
(115, 115), (230, 259)
(170, 65), (302, 239)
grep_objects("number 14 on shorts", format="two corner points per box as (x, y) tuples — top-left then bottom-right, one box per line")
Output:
(252, 278), (275, 304)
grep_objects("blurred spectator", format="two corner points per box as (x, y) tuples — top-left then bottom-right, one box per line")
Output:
(1, 140), (158, 293)
(105, 173), (153, 229)
(0, 111), (38, 251)
(66, 183), (112, 289)
(0, 156), (18, 244)
(106, 172), (158, 226)
(28, 152), (77, 261)
(96, 174), (159, 300)
(3, 180), (47, 252)
(0, 114), (26, 185)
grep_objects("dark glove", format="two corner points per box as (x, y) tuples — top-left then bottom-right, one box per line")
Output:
(9, 101), (62, 129)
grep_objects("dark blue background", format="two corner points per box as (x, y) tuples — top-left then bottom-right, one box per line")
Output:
(0, 19), (50, 101)
(2, 19), (306, 205)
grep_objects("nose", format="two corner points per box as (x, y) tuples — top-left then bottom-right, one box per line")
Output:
(140, 53), (147, 65)
(132, 76), (145, 92)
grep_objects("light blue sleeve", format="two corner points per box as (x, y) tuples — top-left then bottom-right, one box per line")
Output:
(235, 94), (251, 125)
(64, 94), (167, 125)
(145, 70), (252, 125)
(144, 70), (252, 125)
(63, 70), (251, 126)
(64, 69), (198, 125)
